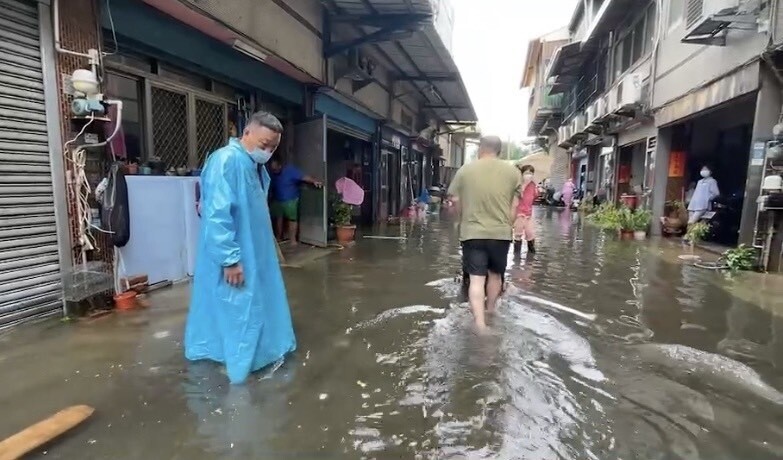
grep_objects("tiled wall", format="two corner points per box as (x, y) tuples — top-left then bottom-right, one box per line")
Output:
(54, 0), (111, 264)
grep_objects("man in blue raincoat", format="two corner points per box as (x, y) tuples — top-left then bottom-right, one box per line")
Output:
(185, 111), (296, 384)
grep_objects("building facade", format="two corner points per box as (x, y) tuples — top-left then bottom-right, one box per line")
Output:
(521, 27), (570, 190)
(0, 0), (476, 327)
(525, 0), (782, 255)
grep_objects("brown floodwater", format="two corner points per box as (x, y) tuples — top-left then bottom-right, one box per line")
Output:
(2, 209), (783, 459)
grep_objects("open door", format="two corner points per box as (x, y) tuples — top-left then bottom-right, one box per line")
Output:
(293, 116), (327, 247)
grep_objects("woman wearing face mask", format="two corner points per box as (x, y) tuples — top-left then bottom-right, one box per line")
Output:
(513, 164), (538, 254)
(687, 164), (720, 224)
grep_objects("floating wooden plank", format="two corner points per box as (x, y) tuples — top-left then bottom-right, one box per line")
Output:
(0, 405), (94, 460)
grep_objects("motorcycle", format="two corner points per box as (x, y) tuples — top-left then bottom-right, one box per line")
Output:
(701, 193), (743, 245)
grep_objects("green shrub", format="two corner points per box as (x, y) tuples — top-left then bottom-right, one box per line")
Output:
(685, 221), (710, 244)
(586, 203), (621, 231)
(331, 195), (353, 226)
(722, 244), (757, 271)
(630, 208), (652, 231)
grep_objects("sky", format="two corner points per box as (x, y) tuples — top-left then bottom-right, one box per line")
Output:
(450, 0), (578, 143)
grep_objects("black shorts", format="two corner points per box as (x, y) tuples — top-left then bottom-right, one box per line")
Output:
(461, 239), (511, 277)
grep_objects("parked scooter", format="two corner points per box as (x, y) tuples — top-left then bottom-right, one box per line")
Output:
(703, 193), (743, 245)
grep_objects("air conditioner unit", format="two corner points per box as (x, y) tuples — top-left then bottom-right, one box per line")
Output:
(586, 98), (606, 134)
(558, 125), (569, 140)
(606, 87), (618, 113)
(573, 112), (587, 134)
(683, 0), (749, 45)
(558, 125), (574, 147)
(618, 73), (643, 109)
(586, 102), (598, 125)
(595, 97), (607, 119)
(338, 49), (376, 82)
(686, 0), (739, 30)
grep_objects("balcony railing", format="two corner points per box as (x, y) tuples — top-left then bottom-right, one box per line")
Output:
(540, 89), (564, 111)
(528, 85), (565, 135)
(562, 74), (601, 122)
(530, 85), (564, 112)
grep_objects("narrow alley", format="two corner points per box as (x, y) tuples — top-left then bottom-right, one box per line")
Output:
(2, 212), (783, 459)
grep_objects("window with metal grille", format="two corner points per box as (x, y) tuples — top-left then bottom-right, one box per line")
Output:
(150, 87), (188, 169)
(195, 99), (226, 166)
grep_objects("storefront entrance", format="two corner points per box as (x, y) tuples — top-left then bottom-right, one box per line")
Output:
(326, 129), (373, 225)
(380, 127), (414, 219)
(616, 141), (646, 201)
(663, 96), (755, 246)
(292, 100), (377, 246)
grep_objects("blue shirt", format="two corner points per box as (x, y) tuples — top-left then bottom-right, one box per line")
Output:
(270, 164), (304, 202)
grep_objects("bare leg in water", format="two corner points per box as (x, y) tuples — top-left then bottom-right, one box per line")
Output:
(485, 271), (503, 314)
(275, 217), (285, 241)
(288, 220), (299, 245)
(461, 271), (505, 308)
(468, 275), (488, 331)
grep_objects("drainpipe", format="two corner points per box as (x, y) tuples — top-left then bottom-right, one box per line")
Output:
(374, 121), (384, 222)
(53, 0), (99, 69)
(646, 0), (663, 220)
(647, 0), (663, 114)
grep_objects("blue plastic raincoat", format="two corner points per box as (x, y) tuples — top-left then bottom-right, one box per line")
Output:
(185, 138), (296, 384)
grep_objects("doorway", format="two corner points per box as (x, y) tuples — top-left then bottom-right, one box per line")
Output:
(326, 130), (374, 225)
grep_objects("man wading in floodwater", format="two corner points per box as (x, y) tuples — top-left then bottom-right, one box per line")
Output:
(448, 136), (520, 331)
(185, 111), (296, 384)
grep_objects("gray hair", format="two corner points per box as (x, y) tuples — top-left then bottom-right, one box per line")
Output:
(247, 111), (283, 133)
(479, 135), (502, 155)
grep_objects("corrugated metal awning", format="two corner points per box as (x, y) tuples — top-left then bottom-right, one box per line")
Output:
(547, 42), (582, 78)
(323, 0), (477, 123)
(581, 0), (640, 47)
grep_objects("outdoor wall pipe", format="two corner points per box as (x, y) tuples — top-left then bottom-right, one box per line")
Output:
(647, 0), (664, 114)
(53, 0), (98, 63)
(76, 100), (124, 152)
(772, 0), (780, 46)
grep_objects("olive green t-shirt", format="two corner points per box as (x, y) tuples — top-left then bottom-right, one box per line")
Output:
(447, 158), (521, 242)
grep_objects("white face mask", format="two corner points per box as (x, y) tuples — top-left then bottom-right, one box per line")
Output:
(700, 169), (711, 178)
(250, 148), (273, 164)
(523, 173), (534, 182)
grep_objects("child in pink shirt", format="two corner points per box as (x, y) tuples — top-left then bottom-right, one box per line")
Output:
(514, 164), (538, 254)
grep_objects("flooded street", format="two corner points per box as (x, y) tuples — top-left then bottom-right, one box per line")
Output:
(3, 210), (783, 459)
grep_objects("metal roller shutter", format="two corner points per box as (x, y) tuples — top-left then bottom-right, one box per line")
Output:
(0, 0), (63, 328)
(326, 119), (372, 142)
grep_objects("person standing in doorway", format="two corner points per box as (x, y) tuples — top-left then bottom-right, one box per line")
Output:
(268, 158), (323, 245)
(688, 164), (720, 224)
(185, 111), (296, 384)
(513, 164), (538, 255)
(448, 136), (520, 332)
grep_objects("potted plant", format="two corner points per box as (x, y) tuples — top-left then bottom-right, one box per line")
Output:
(332, 196), (356, 244)
(661, 200), (687, 236)
(578, 196), (596, 215)
(722, 244), (757, 271)
(631, 208), (652, 240)
(684, 221), (710, 252)
(586, 203), (620, 231)
(618, 206), (636, 240)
